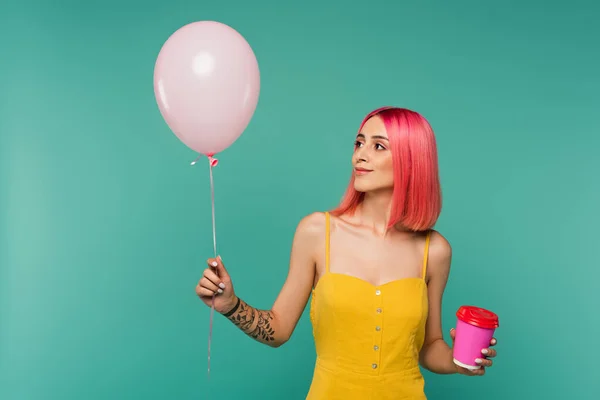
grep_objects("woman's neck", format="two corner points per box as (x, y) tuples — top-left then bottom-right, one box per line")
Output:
(355, 190), (394, 237)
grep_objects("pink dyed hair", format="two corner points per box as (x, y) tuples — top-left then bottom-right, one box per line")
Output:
(330, 106), (442, 232)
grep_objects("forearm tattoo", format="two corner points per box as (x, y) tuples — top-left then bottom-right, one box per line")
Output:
(223, 298), (276, 344)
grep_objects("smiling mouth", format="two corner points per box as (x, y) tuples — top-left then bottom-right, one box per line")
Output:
(354, 167), (373, 176)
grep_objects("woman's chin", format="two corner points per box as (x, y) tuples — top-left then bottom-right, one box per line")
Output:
(353, 183), (370, 193)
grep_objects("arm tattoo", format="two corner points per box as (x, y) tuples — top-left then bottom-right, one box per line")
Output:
(224, 298), (277, 344)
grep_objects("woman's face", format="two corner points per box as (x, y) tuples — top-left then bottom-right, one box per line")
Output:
(352, 115), (394, 193)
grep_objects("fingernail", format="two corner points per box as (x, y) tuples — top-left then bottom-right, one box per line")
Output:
(475, 358), (483, 364)
(211, 261), (217, 267)
(481, 349), (489, 355)
(217, 289), (223, 294)
(491, 339), (497, 345)
(217, 255), (222, 261)
(219, 283), (225, 289)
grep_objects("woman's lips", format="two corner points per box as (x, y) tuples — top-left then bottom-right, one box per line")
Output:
(354, 167), (373, 176)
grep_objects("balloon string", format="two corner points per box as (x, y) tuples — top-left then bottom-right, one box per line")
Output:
(192, 153), (219, 378)
(206, 154), (218, 379)
(208, 156), (217, 263)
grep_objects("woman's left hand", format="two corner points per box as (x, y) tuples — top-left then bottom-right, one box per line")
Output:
(449, 328), (497, 376)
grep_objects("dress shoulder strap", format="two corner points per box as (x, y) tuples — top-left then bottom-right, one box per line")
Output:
(325, 212), (331, 273)
(422, 230), (432, 279)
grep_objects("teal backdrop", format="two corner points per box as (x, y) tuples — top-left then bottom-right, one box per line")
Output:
(1, 0), (599, 399)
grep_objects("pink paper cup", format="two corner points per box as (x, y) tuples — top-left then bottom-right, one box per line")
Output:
(452, 305), (499, 370)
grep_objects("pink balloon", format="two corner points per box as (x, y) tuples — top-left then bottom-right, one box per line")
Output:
(153, 21), (260, 156)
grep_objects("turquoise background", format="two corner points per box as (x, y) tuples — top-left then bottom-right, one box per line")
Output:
(1, 0), (599, 399)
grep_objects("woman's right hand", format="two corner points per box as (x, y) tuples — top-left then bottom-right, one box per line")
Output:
(195, 255), (237, 314)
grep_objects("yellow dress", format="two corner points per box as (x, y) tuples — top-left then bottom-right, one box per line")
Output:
(307, 212), (431, 400)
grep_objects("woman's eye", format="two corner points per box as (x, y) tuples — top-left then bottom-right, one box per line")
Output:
(354, 141), (363, 147)
(376, 143), (386, 150)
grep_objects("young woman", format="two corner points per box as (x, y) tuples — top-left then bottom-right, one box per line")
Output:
(195, 107), (497, 399)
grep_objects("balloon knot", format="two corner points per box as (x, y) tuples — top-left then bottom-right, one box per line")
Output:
(207, 154), (219, 167)
(190, 153), (218, 166)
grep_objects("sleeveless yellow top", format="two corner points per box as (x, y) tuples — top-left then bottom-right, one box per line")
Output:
(307, 212), (431, 399)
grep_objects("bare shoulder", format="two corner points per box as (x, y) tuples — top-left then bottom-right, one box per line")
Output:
(295, 211), (327, 236)
(288, 211), (327, 267)
(426, 229), (452, 277)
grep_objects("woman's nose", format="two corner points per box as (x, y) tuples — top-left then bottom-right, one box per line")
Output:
(355, 146), (369, 162)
